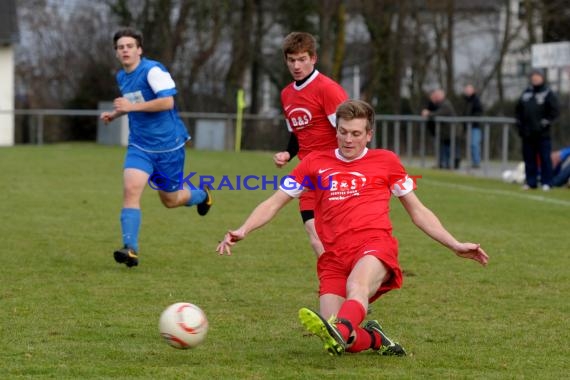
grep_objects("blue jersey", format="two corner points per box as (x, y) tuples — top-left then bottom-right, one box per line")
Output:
(560, 147), (570, 163)
(116, 57), (189, 152)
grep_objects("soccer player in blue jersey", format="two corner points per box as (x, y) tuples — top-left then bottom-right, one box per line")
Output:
(100, 27), (212, 268)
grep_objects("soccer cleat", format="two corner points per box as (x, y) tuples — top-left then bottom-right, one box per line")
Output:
(114, 246), (139, 268)
(363, 320), (406, 356)
(298, 308), (346, 356)
(197, 185), (213, 216)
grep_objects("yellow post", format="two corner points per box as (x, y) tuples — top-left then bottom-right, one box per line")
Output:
(235, 89), (246, 152)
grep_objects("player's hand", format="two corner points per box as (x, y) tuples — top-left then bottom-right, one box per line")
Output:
(100, 112), (114, 124)
(113, 97), (133, 113)
(453, 242), (489, 266)
(273, 151), (290, 168)
(421, 109), (430, 117)
(216, 229), (246, 256)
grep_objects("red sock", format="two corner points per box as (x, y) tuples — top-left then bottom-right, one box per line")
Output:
(346, 327), (373, 353)
(370, 330), (382, 350)
(336, 299), (366, 342)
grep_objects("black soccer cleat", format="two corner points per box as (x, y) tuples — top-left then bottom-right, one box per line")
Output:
(114, 246), (139, 268)
(197, 185), (213, 216)
(363, 320), (406, 356)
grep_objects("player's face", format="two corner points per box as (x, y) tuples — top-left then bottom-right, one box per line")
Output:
(115, 36), (142, 72)
(285, 52), (317, 81)
(336, 118), (372, 160)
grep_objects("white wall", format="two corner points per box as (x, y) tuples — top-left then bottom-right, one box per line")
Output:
(0, 46), (14, 146)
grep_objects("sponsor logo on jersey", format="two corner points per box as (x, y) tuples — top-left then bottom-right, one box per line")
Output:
(285, 107), (312, 130)
(124, 90), (145, 104)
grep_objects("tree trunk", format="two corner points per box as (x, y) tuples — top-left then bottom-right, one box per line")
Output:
(224, 0), (255, 112)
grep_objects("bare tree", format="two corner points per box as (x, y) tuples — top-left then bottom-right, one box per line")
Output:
(357, 1), (407, 113)
(224, 0), (255, 112)
(317, 0), (347, 82)
(540, 0), (570, 42)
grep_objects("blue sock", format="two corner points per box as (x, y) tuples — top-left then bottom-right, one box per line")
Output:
(120, 208), (141, 252)
(186, 188), (207, 207)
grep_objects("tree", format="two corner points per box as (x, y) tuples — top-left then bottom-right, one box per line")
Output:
(224, 0), (255, 112)
(317, 0), (347, 82)
(357, 1), (407, 113)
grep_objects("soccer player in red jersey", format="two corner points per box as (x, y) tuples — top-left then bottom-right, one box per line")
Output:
(273, 32), (348, 258)
(217, 100), (488, 356)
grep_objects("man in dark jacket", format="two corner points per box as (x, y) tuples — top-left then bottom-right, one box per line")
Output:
(515, 69), (559, 190)
(422, 89), (460, 169)
(462, 84), (484, 168)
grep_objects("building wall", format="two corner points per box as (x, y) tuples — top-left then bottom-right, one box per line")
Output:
(0, 46), (14, 146)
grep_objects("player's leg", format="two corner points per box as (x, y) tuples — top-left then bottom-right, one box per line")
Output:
(299, 250), (347, 355)
(319, 293), (344, 320)
(151, 148), (212, 215)
(338, 255), (405, 355)
(115, 166), (150, 267)
(299, 191), (323, 257)
(331, 255), (388, 346)
(300, 248), (405, 355)
(299, 255), (382, 355)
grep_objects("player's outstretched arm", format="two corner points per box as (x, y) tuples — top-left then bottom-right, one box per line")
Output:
(398, 192), (489, 266)
(216, 190), (294, 256)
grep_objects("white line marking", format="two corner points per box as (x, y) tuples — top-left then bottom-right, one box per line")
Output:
(422, 179), (570, 207)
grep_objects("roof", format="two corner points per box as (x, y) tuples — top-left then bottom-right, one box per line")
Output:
(0, 0), (18, 46)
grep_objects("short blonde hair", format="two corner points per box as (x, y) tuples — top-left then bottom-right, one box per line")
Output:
(336, 100), (375, 132)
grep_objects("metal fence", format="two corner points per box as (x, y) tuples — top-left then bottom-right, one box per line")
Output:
(1, 109), (518, 177)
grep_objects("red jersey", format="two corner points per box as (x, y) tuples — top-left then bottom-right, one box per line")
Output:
(281, 70), (348, 160)
(281, 148), (415, 250)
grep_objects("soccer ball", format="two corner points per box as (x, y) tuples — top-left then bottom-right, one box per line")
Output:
(159, 302), (208, 349)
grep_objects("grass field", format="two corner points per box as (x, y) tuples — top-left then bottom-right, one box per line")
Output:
(0, 144), (568, 379)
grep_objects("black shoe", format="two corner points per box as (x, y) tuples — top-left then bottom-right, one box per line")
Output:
(363, 320), (406, 356)
(114, 246), (139, 267)
(197, 185), (213, 216)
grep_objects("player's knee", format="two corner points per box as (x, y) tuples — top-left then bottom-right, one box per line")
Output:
(345, 279), (369, 299)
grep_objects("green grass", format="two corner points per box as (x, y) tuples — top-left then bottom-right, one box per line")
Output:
(0, 144), (568, 379)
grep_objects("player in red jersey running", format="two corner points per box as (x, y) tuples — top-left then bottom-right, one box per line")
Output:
(217, 99), (488, 357)
(273, 32), (348, 258)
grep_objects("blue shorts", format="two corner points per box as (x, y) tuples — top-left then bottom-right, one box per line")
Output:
(124, 146), (185, 193)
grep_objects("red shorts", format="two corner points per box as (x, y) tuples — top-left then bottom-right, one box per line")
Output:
(317, 235), (402, 303)
(299, 189), (315, 212)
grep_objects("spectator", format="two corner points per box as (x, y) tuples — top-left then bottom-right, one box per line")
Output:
(515, 69), (560, 191)
(421, 89), (461, 169)
(462, 84), (483, 169)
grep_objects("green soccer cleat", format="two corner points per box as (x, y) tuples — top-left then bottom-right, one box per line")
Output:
(363, 320), (406, 356)
(113, 246), (139, 268)
(197, 185), (213, 216)
(298, 308), (346, 356)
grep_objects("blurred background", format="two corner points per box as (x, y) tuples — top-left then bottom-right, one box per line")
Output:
(1, 0), (570, 152)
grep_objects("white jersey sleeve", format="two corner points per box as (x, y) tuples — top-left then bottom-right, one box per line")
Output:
(147, 66), (176, 94)
(279, 176), (304, 198)
(391, 175), (416, 197)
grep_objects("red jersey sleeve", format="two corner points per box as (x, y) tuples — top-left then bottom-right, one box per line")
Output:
(384, 151), (415, 197)
(321, 83), (349, 127)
